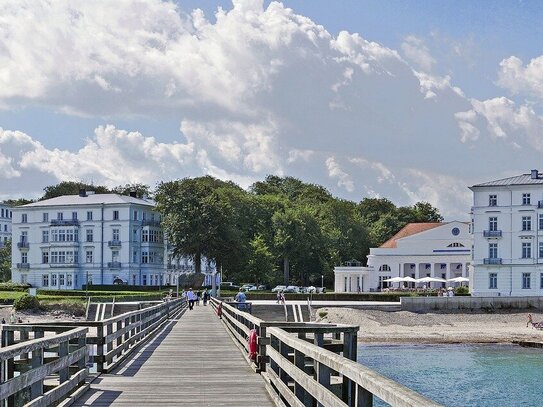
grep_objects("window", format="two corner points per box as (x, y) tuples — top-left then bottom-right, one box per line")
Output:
(133, 210), (138, 220)
(42, 275), (49, 287)
(539, 214), (543, 230)
(87, 211), (93, 221)
(522, 242), (532, 259)
(489, 243), (498, 259)
(86, 251), (93, 264)
(522, 273), (531, 289)
(522, 193), (531, 205)
(112, 250), (119, 262)
(489, 195), (497, 206)
(489, 217), (498, 231)
(448, 243), (465, 247)
(42, 230), (49, 243)
(142, 230), (149, 242)
(379, 264), (391, 271)
(21, 214), (27, 223)
(67, 274), (73, 287)
(540, 242), (543, 259)
(141, 251), (149, 264)
(59, 274), (65, 286)
(57, 212), (63, 220)
(113, 210), (119, 220)
(42, 251), (49, 264)
(21, 252), (28, 264)
(72, 211), (77, 220)
(489, 273), (497, 289)
(142, 275), (147, 286)
(522, 216), (532, 231)
(112, 228), (120, 241)
(86, 229), (93, 242)
(540, 273), (543, 289)
(51, 274), (57, 286)
(20, 231), (27, 243)
(133, 250), (138, 263)
(133, 275), (137, 285)
(43, 213), (49, 222)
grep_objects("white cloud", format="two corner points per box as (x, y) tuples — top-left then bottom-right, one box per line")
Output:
(325, 157), (354, 192)
(401, 35), (436, 72)
(497, 55), (543, 99)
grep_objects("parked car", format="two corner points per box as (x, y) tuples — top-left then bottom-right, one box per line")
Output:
(220, 282), (239, 290)
(257, 284), (267, 291)
(284, 285), (300, 293)
(306, 286), (316, 293)
(241, 283), (257, 291)
(271, 285), (287, 292)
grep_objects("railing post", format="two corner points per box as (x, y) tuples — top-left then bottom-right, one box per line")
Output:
(96, 324), (104, 372)
(116, 320), (123, 349)
(357, 385), (373, 407)
(259, 325), (267, 372)
(294, 349), (312, 406)
(59, 340), (69, 384)
(30, 347), (44, 400)
(317, 361), (331, 407)
(342, 330), (357, 406)
(124, 316), (130, 343)
(4, 330), (14, 407)
(279, 340), (290, 385)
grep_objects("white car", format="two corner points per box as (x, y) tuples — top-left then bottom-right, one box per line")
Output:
(284, 285), (300, 293)
(271, 285), (287, 292)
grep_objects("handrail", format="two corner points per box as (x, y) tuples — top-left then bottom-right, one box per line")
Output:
(0, 325), (88, 406)
(210, 297), (441, 406)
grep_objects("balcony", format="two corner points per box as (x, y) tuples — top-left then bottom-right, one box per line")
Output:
(108, 240), (122, 248)
(49, 263), (78, 268)
(483, 230), (502, 238)
(107, 261), (121, 269)
(50, 219), (80, 227)
(17, 242), (29, 249)
(142, 219), (161, 227)
(16, 263), (30, 269)
(484, 258), (502, 265)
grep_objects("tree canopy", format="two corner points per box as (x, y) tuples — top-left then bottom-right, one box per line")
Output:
(155, 175), (444, 287)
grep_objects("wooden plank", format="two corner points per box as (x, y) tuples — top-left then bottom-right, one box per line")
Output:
(26, 368), (88, 407)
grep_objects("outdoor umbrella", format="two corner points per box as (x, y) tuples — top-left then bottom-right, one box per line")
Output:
(416, 277), (447, 283)
(401, 276), (417, 283)
(447, 277), (469, 283)
(383, 277), (405, 283)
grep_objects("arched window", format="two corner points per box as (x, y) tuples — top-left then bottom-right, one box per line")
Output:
(447, 242), (465, 247)
(379, 264), (391, 271)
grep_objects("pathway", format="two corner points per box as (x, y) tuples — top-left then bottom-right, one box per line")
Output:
(73, 304), (275, 406)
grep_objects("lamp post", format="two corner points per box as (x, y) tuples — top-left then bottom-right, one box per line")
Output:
(321, 274), (324, 292)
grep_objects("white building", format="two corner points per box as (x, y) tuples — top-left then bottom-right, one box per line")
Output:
(164, 255), (219, 287)
(11, 191), (166, 289)
(0, 203), (12, 247)
(334, 221), (472, 292)
(471, 170), (543, 296)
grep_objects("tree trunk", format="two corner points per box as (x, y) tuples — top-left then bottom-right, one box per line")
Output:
(195, 252), (202, 274)
(283, 257), (289, 285)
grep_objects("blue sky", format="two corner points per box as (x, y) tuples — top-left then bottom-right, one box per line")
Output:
(1, 0), (543, 219)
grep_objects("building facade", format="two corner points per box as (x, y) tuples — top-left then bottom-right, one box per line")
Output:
(471, 170), (543, 296)
(11, 191), (166, 289)
(0, 203), (12, 246)
(334, 221), (472, 292)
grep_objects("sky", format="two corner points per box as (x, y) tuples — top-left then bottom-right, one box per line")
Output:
(1, 0), (543, 220)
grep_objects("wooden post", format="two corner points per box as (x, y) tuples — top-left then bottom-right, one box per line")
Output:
(357, 385), (373, 407)
(294, 349), (313, 407)
(78, 335), (87, 372)
(279, 340), (290, 385)
(116, 320), (123, 348)
(313, 332), (324, 380)
(30, 347), (44, 400)
(96, 325), (104, 372)
(259, 325), (267, 372)
(317, 362), (331, 407)
(20, 331), (29, 360)
(59, 340), (69, 384)
(124, 317), (130, 343)
(5, 330), (14, 407)
(342, 331), (357, 406)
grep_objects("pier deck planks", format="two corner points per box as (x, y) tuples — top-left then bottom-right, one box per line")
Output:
(72, 304), (275, 406)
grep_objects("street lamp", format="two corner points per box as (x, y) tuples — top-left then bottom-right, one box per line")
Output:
(321, 274), (324, 291)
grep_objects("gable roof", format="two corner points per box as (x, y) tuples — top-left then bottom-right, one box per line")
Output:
(471, 173), (543, 188)
(380, 223), (444, 248)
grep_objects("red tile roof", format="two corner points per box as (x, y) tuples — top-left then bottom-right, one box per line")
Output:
(379, 223), (444, 248)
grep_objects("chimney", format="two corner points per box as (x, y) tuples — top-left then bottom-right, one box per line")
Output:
(129, 191), (137, 198)
(79, 189), (87, 197)
(531, 169), (539, 179)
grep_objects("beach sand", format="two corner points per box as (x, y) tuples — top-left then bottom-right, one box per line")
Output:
(316, 308), (543, 344)
(0, 305), (83, 324)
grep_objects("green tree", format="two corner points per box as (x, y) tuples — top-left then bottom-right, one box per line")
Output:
(3, 198), (33, 206)
(41, 181), (109, 200)
(243, 234), (275, 284)
(112, 183), (152, 198)
(0, 240), (11, 282)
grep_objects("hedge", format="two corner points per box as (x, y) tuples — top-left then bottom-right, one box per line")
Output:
(0, 283), (31, 292)
(81, 284), (173, 292)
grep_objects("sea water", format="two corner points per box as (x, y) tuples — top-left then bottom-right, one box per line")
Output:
(357, 343), (543, 407)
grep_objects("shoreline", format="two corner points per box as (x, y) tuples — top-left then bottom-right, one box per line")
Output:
(316, 307), (543, 345)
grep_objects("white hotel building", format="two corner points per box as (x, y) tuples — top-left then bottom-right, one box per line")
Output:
(470, 170), (543, 296)
(11, 191), (166, 289)
(334, 221), (472, 292)
(0, 203), (12, 246)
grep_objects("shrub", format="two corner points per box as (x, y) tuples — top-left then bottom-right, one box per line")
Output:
(0, 283), (31, 292)
(14, 294), (41, 311)
(41, 300), (86, 317)
(455, 286), (469, 295)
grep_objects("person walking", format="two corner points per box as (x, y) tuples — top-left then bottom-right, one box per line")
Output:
(203, 290), (209, 306)
(187, 288), (196, 310)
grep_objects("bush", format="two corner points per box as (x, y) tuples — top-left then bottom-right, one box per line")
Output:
(455, 286), (470, 295)
(0, 283), (31, 292)
(41, 300), (86, 317)
(14, 294), (41, 311)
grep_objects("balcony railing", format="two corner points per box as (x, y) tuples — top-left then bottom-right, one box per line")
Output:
(108, 240), (122, 248)
(107, 261), (121, 269)
(49, 262), (79, 268)
(484, 258), (502, 265)
(142, 219), (161, 227)
(483, 230), (502, 238)
(50, 219), (80, 226)
(16, 263), (30, 269)
(17, 242), (29, 249)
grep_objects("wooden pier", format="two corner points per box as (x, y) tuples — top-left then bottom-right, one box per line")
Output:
(71, 305), (274, 406)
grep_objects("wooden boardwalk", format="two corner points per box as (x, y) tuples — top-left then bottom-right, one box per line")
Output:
(73, 305), (275, 406)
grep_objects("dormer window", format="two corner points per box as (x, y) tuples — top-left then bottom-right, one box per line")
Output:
(489, 195), (497, 206)
(448, 243), (465, 247)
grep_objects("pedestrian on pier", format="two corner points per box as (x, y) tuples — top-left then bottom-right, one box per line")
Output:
(203, 290), (209, 306)
(187, 288), (196, 310)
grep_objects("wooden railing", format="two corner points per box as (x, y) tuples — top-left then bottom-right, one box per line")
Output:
(0, 325), (88, 407)
(30, 298), (187, 373)
(210, 298), (441, 407)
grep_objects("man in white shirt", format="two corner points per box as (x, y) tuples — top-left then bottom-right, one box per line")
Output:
(187, 288), (196, 310)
